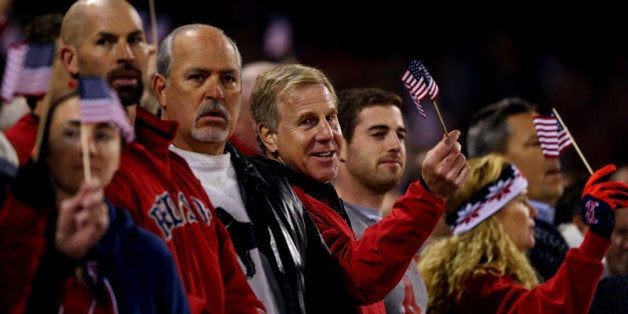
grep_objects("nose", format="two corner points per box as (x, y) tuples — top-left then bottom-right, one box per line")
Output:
(527, 202), (538, 218)
(620, 233), (628, 251)
(385, 133), (403, 152)
(205, 76), (225, 100)
(78, 129), (97, 158)
(316, 119), (334, 142)
(115, 42), (135, 63)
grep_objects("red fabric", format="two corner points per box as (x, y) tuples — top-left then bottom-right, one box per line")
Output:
(105, 107), (264, 314)
(60, 276), (115, 314)
(0, 193), (118, 314)
(0, 193), (48, 314)
(457, 230), (610, 314)
(293, 181), (445, 313)
(3, 113), (37, 166)
(228, 136), (258, 156)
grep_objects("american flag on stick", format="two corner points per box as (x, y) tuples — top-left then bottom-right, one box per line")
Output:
(532, 113), (573, 158)
(1, 42), (55, 102)
(401, 58), (440, 118)
(401, 58), (448, 135)
(78, 76), (134, 180)
(79, 76), (135, 143)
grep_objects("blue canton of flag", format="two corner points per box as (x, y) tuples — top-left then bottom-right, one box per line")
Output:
(79, 76), (135, 142)
(401, 58), (440, 118)
(1, 42), (55, 102)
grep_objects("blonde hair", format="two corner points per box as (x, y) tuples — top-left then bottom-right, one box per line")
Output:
(418, 154), (540, 313)
(249, 63), (337, 155)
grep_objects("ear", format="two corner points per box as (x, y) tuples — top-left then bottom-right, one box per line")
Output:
(258, 123), (278, 156)
(59, 45), (79, 77)
(153, 74), (167, 113)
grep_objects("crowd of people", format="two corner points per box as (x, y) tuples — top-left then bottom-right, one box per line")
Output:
(0, 1), (627, 313)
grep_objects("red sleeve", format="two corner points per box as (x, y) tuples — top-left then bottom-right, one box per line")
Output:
(0, 192), (48, 314)
(294, 181), (445, 303)
(459, 230), (609, 314)
(215, 219), (266, 313)
(3, 114), (38, 166)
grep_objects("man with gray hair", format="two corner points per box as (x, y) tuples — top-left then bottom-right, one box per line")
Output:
(154, 23), (334, 313)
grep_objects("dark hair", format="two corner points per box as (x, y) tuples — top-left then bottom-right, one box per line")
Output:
(554, 172), (588, 226)
(466, 97), (537, 158)
(11, 89), (79, 209)
(23, 13), (64, 111)
(23, 13), (63, 44)
(337, 87), (403, 143)
(37, 89), (80, 164)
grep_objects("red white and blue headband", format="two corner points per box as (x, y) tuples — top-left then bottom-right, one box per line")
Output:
(445, 163), (528, 235)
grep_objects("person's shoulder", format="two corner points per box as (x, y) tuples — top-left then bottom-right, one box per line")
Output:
(106, 203), (172, 260)
(590, 274), (628, 314)
(0, 133), (18, 173)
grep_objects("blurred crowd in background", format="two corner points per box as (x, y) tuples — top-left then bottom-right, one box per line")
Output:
(2, 0), (626, 184)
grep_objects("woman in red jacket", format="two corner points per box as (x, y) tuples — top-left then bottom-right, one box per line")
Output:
(419, 153), (628, 314)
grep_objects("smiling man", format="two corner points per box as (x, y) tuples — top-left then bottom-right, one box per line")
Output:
(249, 64), (469, 312)
(154, 23), (316, 313)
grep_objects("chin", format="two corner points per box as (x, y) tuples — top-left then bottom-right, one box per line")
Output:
(310, 170), (337, 184)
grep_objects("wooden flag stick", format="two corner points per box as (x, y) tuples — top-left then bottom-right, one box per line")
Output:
(32, 92), (53, 162)
(148, 0), (158, 45)
(81, 124), (92, 181)
(431, 100), (449, 137)
(552, 108), (592, 175)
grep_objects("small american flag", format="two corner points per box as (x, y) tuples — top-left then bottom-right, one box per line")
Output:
(533, 114), (572, 158)
(1, 42), (55, 102)
(401, 58), (440, 118)
(79, 76), (135, 142)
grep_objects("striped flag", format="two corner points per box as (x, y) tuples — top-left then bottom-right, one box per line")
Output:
(533, 114), (572, 158)
(401, 58), (440, 118)
(79, 76), (135, 142)
(1, 42), (55, 102)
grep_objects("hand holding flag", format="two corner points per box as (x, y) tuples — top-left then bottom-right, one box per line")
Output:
(401, 58), (448, 135)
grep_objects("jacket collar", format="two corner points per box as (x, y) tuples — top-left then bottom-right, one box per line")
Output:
(253, 156), (351, 227)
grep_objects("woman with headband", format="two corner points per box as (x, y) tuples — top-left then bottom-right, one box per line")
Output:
(419, 153), (628, 313)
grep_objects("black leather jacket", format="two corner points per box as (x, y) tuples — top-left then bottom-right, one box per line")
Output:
(227, 143), (310, 313)
(249, 152), (363, 314)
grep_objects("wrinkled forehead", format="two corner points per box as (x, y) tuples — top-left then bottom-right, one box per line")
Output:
(81, 3), (144, 38)
(280, 83), (334, 106)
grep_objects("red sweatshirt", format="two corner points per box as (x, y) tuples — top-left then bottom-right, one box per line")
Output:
(293, 180), (445, 313)
(104, 107), (264, 314)
(3, 113), (38, 166)
(457, 230), (609, 314)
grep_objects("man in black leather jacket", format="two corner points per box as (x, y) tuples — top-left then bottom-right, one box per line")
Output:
(153, 23), (352, 313)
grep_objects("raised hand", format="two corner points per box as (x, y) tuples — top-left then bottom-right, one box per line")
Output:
(55, 178), (109, 259)
(581, 164), (628, 239)
(421, 130), (470, 199)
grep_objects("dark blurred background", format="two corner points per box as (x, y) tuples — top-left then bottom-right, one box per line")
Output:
(3, 0), (627, 176)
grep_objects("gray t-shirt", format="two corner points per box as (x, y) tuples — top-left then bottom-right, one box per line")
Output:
(343, 200), (428, 314)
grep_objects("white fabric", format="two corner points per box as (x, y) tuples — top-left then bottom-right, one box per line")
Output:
(451, 166), (528, 235)
(170, 145), (280, 314)
(558, 222), (585, 248)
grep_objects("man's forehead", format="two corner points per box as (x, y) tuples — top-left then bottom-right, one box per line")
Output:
(81, 2), (143, 32)
(282, 84), (334, 106)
